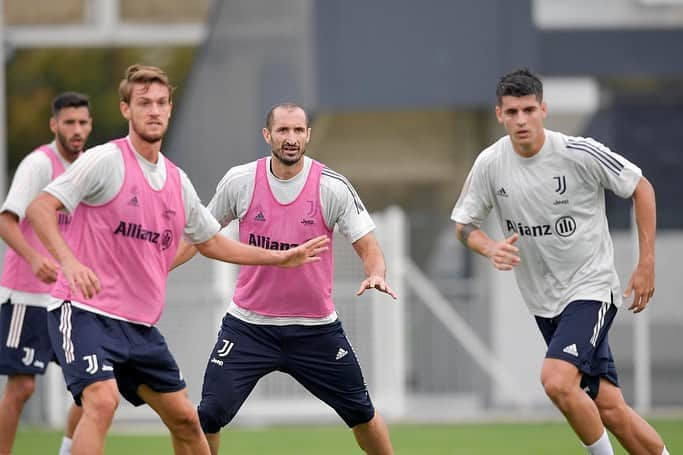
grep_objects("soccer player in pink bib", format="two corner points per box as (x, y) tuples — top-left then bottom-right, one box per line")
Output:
(27, 67), (328, 455)
(0, 92), (92, 455)
(193, 103), (397, 455)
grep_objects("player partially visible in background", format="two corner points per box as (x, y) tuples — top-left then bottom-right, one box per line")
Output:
(182, 103), (396, 455)
(26, 66), (327, 455)
(0, 92), (91, 455)
(452, 68), (669, 455)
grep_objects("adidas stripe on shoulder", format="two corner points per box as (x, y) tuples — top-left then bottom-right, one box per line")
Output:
(566, 138), (624, 176)
(321, 168), (366, 214)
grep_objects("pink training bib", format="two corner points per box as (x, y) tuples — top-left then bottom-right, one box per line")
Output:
(51, 138), (186, 325)
(1, 145), (71, 295)
(232, 158), (334, 318)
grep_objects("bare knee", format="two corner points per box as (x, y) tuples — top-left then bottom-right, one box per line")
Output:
(6, 375), (36, 404)
(87, 395), (119, 423)
(167, 402), (202, 440)
(541, 373), (573, 404)
(598, 402), (630, 432)
(82, 383), (120, 424)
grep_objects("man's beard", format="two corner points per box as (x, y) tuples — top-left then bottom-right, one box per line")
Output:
(56, 131), (81, 156)
(273, 147), (305, 166)
(132, 121), (166, 144)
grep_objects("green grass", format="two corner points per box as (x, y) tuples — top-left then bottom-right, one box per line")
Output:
(14, 419), (683, 454)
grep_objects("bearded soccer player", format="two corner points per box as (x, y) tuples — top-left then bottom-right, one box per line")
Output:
(26, 66), (328, 455)
(0, 92), (92, 455)
(185, 103), (396, 455)
(452, 68), (669, 455)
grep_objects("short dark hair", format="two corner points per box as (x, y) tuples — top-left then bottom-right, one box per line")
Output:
(496, 68), (543, 105)
(51, 91), (90, 117)
(265, 103), (308, 130)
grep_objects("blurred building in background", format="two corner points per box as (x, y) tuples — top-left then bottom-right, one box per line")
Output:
(1, 0), (682, 428)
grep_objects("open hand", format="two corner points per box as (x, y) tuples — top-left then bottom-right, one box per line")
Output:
(62, 257), (101, 299)
(279, 235), (330, 268)
(486, 233), (521, 271)
(356, 275), (398, 299)
(624, 260), (655, 313)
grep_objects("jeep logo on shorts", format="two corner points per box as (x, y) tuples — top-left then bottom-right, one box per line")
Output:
(554, 216), (576, 237)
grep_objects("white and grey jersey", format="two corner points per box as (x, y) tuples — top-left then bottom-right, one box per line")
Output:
(451, 129), (642, 317)
(45, 137), (220, 244)
(208, 155), (375, 326)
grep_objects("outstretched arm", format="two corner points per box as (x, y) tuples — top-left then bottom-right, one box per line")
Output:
(624, 176), (656, 313)
(26, 193), (101, 298)
(195, 233), (329, 267)
(352, 232), (397, 299)
(455, 222), (520, 271)
(0, 211), (59, 283)
(170, 240), (198, 270)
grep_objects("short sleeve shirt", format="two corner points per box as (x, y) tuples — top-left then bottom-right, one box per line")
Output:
(451, 130), (642, 317)
(45, 138), (220, 244)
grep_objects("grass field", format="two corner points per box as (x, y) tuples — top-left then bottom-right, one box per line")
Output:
(14, 419), (682, 454)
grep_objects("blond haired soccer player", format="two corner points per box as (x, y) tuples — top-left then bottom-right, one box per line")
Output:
(452, 68), (669, 455)
(0, 92), (92, 455)
(27, 66), (328, 455)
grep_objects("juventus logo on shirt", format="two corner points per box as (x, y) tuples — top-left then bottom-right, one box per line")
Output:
(305, 200), (315, 216)
(553, 176), (567, 195)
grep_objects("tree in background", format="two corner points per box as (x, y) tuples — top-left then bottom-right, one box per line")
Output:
(6, 47), (195, 178)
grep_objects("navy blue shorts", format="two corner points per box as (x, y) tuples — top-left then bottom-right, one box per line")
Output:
(198, 314), (375, 433)
(47, 301), (186, 406)
(0, 300), (57, 375)
(535, 299), (619, 399)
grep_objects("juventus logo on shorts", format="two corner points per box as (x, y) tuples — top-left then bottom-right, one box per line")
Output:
(216, 339), (235, 357)
(21, 347), (35, 366)
(83, 354), (99, 375)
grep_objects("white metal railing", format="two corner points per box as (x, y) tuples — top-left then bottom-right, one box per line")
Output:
(404, 260), (531, 409)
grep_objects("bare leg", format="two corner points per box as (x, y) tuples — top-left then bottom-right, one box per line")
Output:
(71, 379), (119, 455)
(595, 379), (665, 455)
(57, 403), (83, 455)
(541, 359), (606, 445)
(138, 385), (210, 455)
(206, 432), (220, 455)
(0, 374), (36, 455)
(65, 403), (83, 438)
(352, 411), (394, 455)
